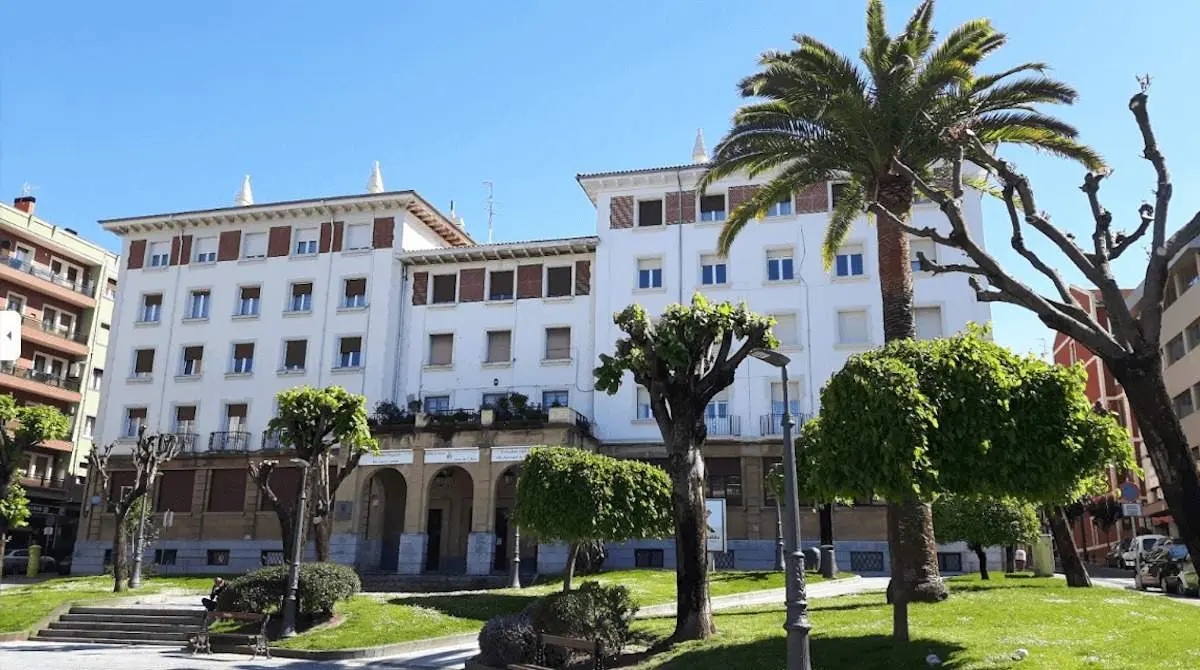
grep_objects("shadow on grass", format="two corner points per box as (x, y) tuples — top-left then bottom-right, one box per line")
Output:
(946, 574), (1060, 594)
(614, 635), (968, 669)
(389, 592), (539, 622)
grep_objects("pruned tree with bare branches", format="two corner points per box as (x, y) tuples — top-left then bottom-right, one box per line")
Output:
(88, 427), (181, 592)
(869, 87), (1200, 581)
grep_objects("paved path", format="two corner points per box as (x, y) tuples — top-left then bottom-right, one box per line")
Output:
(1088, 572), (1200, 607)
(638, 575), (888, 618)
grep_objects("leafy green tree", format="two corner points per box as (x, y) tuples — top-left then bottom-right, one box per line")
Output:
(255, 386), (378, 562)
(699, 0), (1101, 630)
(594, 294), (775, 640)
(514, 447), (672, 592)
(0, 397), (70, 584)
(933, 495), (1039, 580)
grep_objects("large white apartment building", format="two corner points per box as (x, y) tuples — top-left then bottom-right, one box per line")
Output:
(76, 145), (993, 577)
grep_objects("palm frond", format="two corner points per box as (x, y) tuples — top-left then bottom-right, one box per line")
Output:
(971, 77), (1079, 112)
(969, 62), (1049, 92)
(973, 111), (1080, 139)
(861, 0), (891, 75)
(716, 162), (834, 255)
(900, 0), (937, 56)
(975, 127), (1106, 170)
(822, 177), (868, 270)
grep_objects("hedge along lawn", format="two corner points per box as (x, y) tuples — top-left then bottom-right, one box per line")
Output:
(278, 569), (837, 651)
(626, 574), (1200, 670)
(0, 575), (214, 633)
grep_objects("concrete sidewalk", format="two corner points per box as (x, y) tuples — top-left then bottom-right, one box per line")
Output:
(638, 575), (888, 618)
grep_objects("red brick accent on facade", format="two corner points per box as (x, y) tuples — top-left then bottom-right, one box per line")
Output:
(217, 230), (241, 261)
(319, 221), (333, 254)
(665, 191), (697, 224)
(795, 183), (829, 213)
(331, 221), (344, 252)
(517, 264), (543, 298)
(728, 186), (758, 212)
(127, 240), (146, 269)
(373, 217), (395, 249)
(267, 226), (290, 258)
(610, 196), (634, 229)
(169, 236), (182, 265)
(459, 268), (485, 302)
(178, 235), (192, 266)
(574, 260), (591, 295)
(412, 272), (429, 305)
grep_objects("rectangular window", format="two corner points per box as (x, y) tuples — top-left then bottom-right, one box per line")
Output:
(429, 333), (454, 366)
(638, 199), (663, 227)
(1186, 318), (1200, 351)
(705, 390), (729, 419)
(283, 339), (307, 371)
(132, 348), (154, 378)
(147, 241), (169, 267)
(289, 282), (313, 312)
(345, 223), (371, 250)
(140, 294), (162, 323)
(637, 258), (663, 290)
(194, 236), (217, 264)
(5, 293), (24, 313)
(700, 194), (727, 222)
(766, 249), (795, 282)
(915, 306), (944, 340)
(937, 552), (964, 573)
(488, 270), (515, 301)
(154, 549), (178, 566)
(634, 549), (665, 568)
(830, 182), (849, 210)
(636, 387), (652, 420)
(431, 274), (457, 304)
(424, 395), (451, 414)
(175, 405), (196, 434)
(207, 469), (246, 512)
(772, 313), (799, 347)
(237, 286), (260, 316)
(242, 232), (267, 259)
(545, 327), (571, 360)
(294, 228), (319, 255)
(543, 390), (569, 407)
(835, 245), (865, 278)
(125, 407), (147, 438)
(343, 278), (367, 308)
(231, 342), (255, 374)
(486, 330), (512, 364)
(83, 415), (96, 438)
(337, 336), (363, 368)
(911, 238), (936, 273)
(180, 345), (204, 376)
(701, 254), (728, 286)
(91, 368), (103, 390)
(481, 393), (507, 409)
(837, 309), (869, 345)
(546, 266), (573, 297)
(1167, 334), (1187, 365)
(206, 549), (231, 566)
(225, 403), (248, 431)
(706, 457), (743, 506)
(1173, 390), (1195, 418)
(767, 196), (793, 217)
(187, 290), (210, 320)
(1181, 263), (1199, 293)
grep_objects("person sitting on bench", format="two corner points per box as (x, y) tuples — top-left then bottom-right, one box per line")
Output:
(201, 577), (226, 611)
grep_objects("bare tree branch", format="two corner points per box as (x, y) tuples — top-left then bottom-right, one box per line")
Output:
(1111, 204), (1155, 260)
(1081, 170), (1115, 260)
(917, 254), (986, 276)
(1002, 184), (1075, 305)
(1129, 92), (1174, 345)
(868, 203), (956, 246)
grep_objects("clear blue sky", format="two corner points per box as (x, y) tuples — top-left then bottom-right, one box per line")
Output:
(3, 1), (1199, 358)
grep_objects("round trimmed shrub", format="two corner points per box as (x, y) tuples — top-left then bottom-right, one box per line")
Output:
(528, 581), (637, 658)
(217, 561), (361, 615)
(477, 612), (537, 667)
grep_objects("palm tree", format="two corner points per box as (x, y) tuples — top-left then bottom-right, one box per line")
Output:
(700, 0), (1102, 641)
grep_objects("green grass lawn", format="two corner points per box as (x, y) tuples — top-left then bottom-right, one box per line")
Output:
(0, 575), (213, 634)
(627, 574), (1200, 669)
(278, 569), (831, 651)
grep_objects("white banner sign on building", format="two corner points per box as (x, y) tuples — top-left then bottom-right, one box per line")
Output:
(425, 448), (481, 464)
(492, 447), (533, 462)
(361, 450), (414, 466)
(706, 498), (727, 553)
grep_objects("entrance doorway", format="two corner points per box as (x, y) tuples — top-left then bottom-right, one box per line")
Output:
(360, 469), (406, 571)
(425, 466), (474, 573)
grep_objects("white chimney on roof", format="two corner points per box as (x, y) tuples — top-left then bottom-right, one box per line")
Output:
(234, 174), (254, 206)
(692, 128), (709, 164)
(448, 200), (465, 229)
(366, 161), (384, 194)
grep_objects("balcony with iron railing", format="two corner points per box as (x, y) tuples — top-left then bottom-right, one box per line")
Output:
(0, 254), (96, 307)
(369, 398), (595, 439)
(11, 310), (91, 357)
(20, 474), (68, 491)
(209, 431), (252, 452)
(171, 432), (201, 453)
(0, 360), (81, 403)
(705, 415), (742, 437)
(760, 412), (814, 436)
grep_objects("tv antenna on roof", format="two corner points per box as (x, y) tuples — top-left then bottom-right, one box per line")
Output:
(482, 180), (496, 244)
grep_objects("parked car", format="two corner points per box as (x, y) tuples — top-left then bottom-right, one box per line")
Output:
(1107, 539), (1131, 568)
(1167, 552), (1199, 597)
(1, 549), (58, 576)
(1135, 541), (1175, 590)
(1122, 534), (1167, 569)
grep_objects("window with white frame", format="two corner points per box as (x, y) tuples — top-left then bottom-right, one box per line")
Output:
(337, 336), (363, 368)
(543, 390), (569, 407)
(5, 293), (24, 314)
(546, 266), (573, 297)
(638, 199), (663, 227)
(429, 333), (454, 366)
(345, 223), (370, 250)
(225, 403), (248, 432)
(910, 238), (936, 273)
(837, 309), (869, 345)
(174, 406), (196, 434)
(770, 381), (802, 416)
(242, 232), (267, 259)
(772, 313), (800, 347)
(194, 236), (217, 263)
(636, 387), (653, 420)
(481, 393), (507, 408)
(915, 306), (944, 340)
(424, 395), (451, 414)
(767, 195), (793, 217)
(230, 342), (255, 374)
(91, 368), (103, 390)
(486, 330), (512, 364)
(637, 258), (663, 290)
(180, 345), (203, 377)
(700, 194), (726, 222)
(140, 293), (162, 323)
(186, 290), (210, 320)
(488, 270), (515, 300)
(147, 242), (169, 268)
(124, 407), (147, 438)
(289, 282), (313, 312)
(237, 286), (260, 316)
(294, 228), (319, 255)
(83, 415), (96, 438)
(766, 248), (795, 282)
(131, 348), (154, 379)
(343, 278), (367, 308)
(835, 244), (865, 278)
(705, 389), (730, 419)
(282, 339), (307, 371)
(545, 327), (571, 360)
(431, 274), (457, 304)
(830, 182), (850, 210)
(700, 254), (728, 286)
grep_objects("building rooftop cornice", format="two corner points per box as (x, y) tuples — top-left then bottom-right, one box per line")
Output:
(398, 235), (597, 265)
(575, 163), (710, 204)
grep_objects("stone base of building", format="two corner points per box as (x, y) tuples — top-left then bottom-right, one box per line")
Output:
(397, 533), (428, 574)
(71, 533), (361, 576)
(466, 532), (496, 575)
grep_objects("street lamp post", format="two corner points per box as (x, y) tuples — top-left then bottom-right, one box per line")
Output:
(510, 522), (522, 589)
(282, 457), (310, 638)
(775, 500), (786, 572)
(750, 348), (812, 670)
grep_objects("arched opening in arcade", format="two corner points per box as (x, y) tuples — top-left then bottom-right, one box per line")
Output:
(359, 468), (407, 571)
(493, 464), (538, 574)
(425, 465), (473, 573)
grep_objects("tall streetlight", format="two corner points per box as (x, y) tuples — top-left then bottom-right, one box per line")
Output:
(282, 457), (310, 638)
(750, 348), (812, 670)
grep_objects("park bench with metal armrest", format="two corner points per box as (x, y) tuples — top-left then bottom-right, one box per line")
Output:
(190, 611), (270, 659)
(509, 633), (604, 670)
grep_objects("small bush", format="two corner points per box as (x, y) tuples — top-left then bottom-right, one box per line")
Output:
(217, 562), (361, 615)
(478, 612), (537, 667)
(529, 581), (637, 658)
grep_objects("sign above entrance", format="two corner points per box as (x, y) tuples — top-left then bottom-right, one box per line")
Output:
(361, 450), (414, 466)
(492, 447), (533, 462)
(426, 448), (480, 464)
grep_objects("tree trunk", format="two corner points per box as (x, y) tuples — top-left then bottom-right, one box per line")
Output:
(277, 508), (296, 565)
(112, 515), (129, 593)
(1005, 546), (1016, 574)
(1049, 506), (1091, 587)
(311, 518), (332, 563)
(973, 545), (989, 580)
(667, 442), (715, 641)
(0, 530), (7, 587)
(563, 542), (579, 593)
(1113, 357), (1200, 587)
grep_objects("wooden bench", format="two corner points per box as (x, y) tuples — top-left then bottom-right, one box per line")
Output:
(509, 633), (604, 670)
(189, 611), (270, 659)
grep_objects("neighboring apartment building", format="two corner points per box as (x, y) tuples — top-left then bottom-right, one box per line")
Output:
(75, 143), (994, 577)
(0, 195), (118, 558)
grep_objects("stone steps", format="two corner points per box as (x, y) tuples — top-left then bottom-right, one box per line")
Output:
(35, 606), (206, 647)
